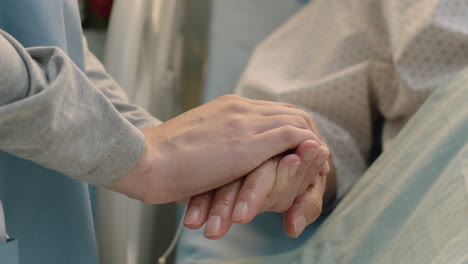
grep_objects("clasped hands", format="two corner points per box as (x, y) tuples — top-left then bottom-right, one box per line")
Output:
(184, 138), (330, 239)
(109, 95), (333, 239)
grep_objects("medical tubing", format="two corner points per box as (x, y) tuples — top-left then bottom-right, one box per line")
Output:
(158, 206), (187, 264)
(0, 201), (7, 244)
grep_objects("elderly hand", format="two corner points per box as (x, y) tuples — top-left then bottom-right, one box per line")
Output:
(184, 139), (331, 239)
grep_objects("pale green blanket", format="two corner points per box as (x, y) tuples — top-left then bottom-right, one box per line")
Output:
(226, 68), (468, 264)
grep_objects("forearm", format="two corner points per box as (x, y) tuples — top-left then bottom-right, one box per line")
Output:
(0, 30), (145, 186)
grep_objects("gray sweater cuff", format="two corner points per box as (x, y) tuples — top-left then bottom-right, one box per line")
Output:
(82, 124), (147, 186)
(0, 30), (147, 186)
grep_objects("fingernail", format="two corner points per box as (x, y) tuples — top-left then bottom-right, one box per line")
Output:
(303, 148), (318, 162)
(293, 215), (307, 238)
(320, 161), (330, 175)
(204, 216), (222, 237)
(289, 162), (300, 177)
(184, 206), (201, 225)
(315, 147), (329, 165)
(232, 202), (248, 221)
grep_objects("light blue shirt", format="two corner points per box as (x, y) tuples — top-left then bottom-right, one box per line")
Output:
(0, 0), (99, 263)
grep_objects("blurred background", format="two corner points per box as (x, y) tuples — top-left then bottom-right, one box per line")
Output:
(79, 0), (305, 263)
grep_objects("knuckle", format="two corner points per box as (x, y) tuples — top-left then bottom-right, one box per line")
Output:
(271, 184), (287, 199)
(296, 109), (308, 118)
(242, 181), (264, 196)
(274, 102), (294, 108)
(214, 196), (234, 209)
(272, 201), (293, 213)
(195, 192), (213, 204)
(225, 101), (248, 114)
(298, 112), (313, 129)
(307, 197), (323, 220)
(253, 158), (275, 177)
(280, 125), (298, 143)
(293, 115), (308, 129)
(269, 187), (291, 206)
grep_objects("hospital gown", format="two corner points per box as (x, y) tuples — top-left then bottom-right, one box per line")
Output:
(226, 62), (468, 264)
(177, 0), (468, 263)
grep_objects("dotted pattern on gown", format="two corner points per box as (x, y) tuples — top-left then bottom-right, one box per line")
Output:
(176, 1), (468, 264)
(236, 0), (468, 199)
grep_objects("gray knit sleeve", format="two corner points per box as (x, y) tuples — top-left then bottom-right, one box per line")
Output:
(83, 37), (161, 129)
(0, 30), (146, 186)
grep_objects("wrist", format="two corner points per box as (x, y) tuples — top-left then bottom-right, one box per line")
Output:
(107, 129), (162, 203)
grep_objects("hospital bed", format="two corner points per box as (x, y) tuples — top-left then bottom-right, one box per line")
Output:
(95, 0), (209, 263)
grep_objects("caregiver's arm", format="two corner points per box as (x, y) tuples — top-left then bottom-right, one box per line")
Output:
(82, 42), (323, 205)
(81, 40), (325, 203)
(0, 30), (317, 204)
(0, 30), (145, 186)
